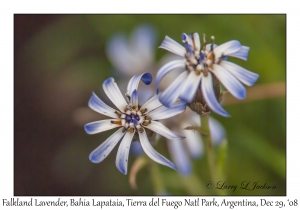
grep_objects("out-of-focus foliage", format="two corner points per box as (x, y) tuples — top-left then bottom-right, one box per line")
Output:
(15, 14), (285, 195)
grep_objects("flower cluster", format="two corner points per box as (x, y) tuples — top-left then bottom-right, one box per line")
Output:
(84, 27), (259, 176)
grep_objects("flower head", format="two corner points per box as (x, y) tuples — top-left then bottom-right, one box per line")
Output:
(156, 32), (259, 117)
(84, 73), (185, 175)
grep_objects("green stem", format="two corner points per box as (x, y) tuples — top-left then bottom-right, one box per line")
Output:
(149, 161), (166, 195)
(200, 114), (217, 186)
(181, 173), (206, 195)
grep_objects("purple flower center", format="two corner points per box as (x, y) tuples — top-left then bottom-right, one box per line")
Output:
(125, 114), (140, 125)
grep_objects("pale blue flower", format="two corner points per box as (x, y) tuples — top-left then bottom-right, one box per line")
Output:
(167, 109), (226, 176)
(156, 33), (259, 117)
(106, 25), (156, 77)
(106, 25), (158, 106)
(84, 73), (185, 175)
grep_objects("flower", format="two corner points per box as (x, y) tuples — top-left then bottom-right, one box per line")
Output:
(106, 25), (157, 106)
(84, 73), (185, 175)
(156, 33), (259, 117)
(166, 109), (226, 176)
(106, 25), (157, 77)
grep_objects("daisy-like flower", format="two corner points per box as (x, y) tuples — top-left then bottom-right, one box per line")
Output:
(156, 33), (259, 117)
(84, 73), (185, 175)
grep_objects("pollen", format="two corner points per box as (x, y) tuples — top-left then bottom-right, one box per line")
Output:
(142, 121), (150, 126)
(114, 110), (122, 118)
(140, 108), (147, 114)
(128, 127), (135, 133)
(111, 120), (122, 125)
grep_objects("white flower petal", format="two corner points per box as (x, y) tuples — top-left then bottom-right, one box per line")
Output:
(139, 128), (176, 170)
(209, 117), (226, 145)
(220, 61), (259, 86)
(180, 117), (204, 158)
(103, 77), (128, 112)
(138, 87), (155, 106)
(179, 71), (202, 103)
(213, 40), (242, 59)
(158, 35), (186, 57)
(212, 64), (246, 99)
(201, 73), (230, 117)
(189, 112), (225, 146)
(182, 33), (201, 52)
(131, 25), (156, 66)
(115, 131), (135, 175)
(140, 94), (162, 113)
(192, 32), (201, 51)
(155, 59), (186, 93)
(159, 71), (188, 107)
(84, 119), (122, 135)
(190, 114), (226, 144)
(130, 89), (138, 108)
(89, 128), (125, 163)
(183, 129), (204, 158)
(205, 44), (218, 54)
(106, 35), (134, 75)
(126, 73), (152, 97)
(147, 100), (186, 120)
(167, 139), (191, 176)
(181, 33), (193, 45)
(88, 92), (118, 118)
(228, 46), (249, 61)
(146, 121), (184, 141)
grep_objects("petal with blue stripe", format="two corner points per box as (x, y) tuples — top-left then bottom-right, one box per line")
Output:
(130, 89), (138, 108)
(139, 128), (176, 170)
(115, 131), (135, 175)
(84, 119), (122, 135)
(167, 137), (191, 176)
(220, 61), (259, 86)
(89, 128), (125, 163)
(213, 40), (242, 59)
(126, 72), (152, 97)
(201, 73), (230, 117)
(227, 46), (249, 61)
(183, 129), (204, 158)
(158, 35), (186, 57)
(146, 121), (184, 141)
(179, 71), (202, 103)
(212, 64), (246, 99)
(209, 117), (226, 145)
(155, 59), (186, 93)
(88, 92), (118, 118)
(140, 94), (162, 113)
(147, 100), (186, 120)
(159, 71), (188, 107)
(103, 77), (128, 112)
(181, 117), (204, 158)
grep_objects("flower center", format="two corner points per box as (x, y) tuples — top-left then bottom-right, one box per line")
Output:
(125, 114), (140, 125)
(182, 33), (222, 77)
(113, 105), (151, 133)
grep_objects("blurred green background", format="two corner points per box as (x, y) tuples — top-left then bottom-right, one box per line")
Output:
(14, 14), (285, 195)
